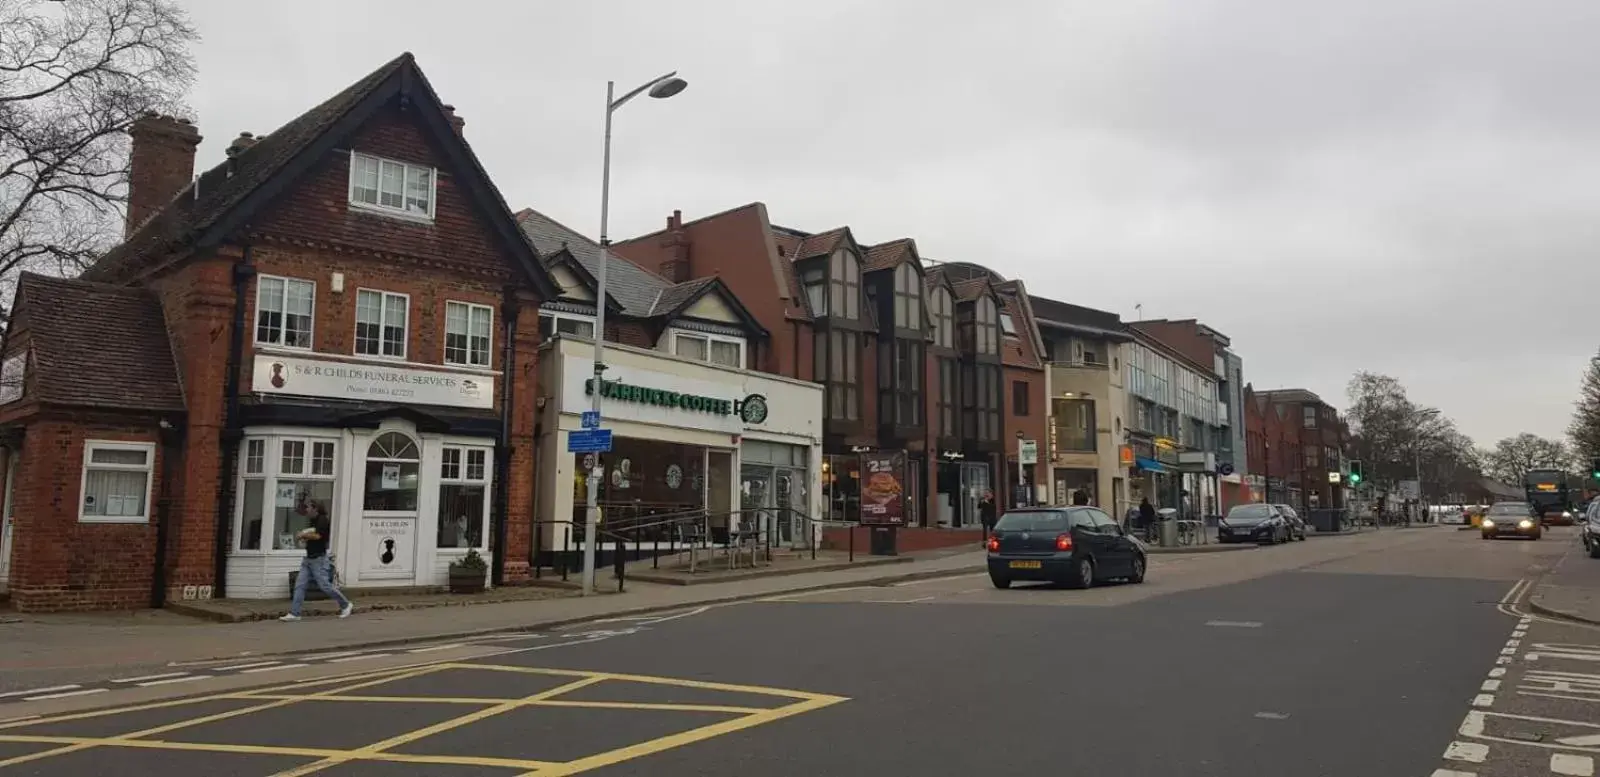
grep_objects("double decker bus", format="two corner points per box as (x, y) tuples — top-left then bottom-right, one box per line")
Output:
(1524, 469), (1575, 524)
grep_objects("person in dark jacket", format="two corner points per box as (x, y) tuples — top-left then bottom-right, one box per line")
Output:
(1138, 498), (1157, 536)
(281, 499), (354, 622)
(979, 490), (997, 537)
(1072, 489), (1091, 506)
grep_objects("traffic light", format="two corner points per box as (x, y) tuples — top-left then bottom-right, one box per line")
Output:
(1591, 457), (1600, 480)
(1348, 460), (1364, 485)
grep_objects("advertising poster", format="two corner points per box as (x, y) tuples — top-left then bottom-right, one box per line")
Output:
(859, 450), (906, 526)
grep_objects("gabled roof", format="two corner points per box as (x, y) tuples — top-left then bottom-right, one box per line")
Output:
(863, 238), (917, 272)
(648, 276), (770, 337)
(1258, 388), (1327, 406)
(86, 52), (558, 300)
(8, 273), (184, 413)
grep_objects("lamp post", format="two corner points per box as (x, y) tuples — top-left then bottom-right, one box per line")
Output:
(581, 71), (688, 596)
(1411, 408), (1440, 524)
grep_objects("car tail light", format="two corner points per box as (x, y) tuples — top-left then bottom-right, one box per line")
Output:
(987, 536), (1000, 552)
(1056, 534), (1073, 551)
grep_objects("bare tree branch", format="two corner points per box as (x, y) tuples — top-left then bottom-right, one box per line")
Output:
(0, 0), (197, 320)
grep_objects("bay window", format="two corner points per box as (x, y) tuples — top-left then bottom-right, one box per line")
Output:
(895, 340), (923, 425)
(355, 289), (409, 359)
(893, 264), (923, 330)
(437, 445), (491, 550)
(963, 364), (1000, 441)
(444, 301), (493, 368)
(820, 329), (860, 420)
(79, 441), (156, 524)
(829, 250), (861, 320)
(236, 435), (338, 551)
(976, 296), (999, 355)
(937, 358), (958, 437)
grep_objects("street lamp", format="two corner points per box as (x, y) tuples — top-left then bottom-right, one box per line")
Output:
(582, 71), (688, 596)
(1412, 408), (1440, 522)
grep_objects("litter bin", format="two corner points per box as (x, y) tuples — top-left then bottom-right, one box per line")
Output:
(1158, 517), (1178, 547)
(869, 526), (899, 556)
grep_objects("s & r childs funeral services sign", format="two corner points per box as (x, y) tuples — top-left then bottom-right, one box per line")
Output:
(252, 354), (494, 410)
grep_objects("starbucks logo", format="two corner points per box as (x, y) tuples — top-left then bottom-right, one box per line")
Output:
(739, 394), (769, 425)
(666, 464), (684, 489)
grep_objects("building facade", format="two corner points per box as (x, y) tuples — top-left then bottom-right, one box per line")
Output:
(1122, 328), (1225, 518)
(1245, 385), (1304, 507)
(1256, 389), (1348, 511)
(1029, 295), (1134, 515)
(0, 54), (560, 610)
(613, 207), (1048, 549)
(1130, 320), (1248, 510)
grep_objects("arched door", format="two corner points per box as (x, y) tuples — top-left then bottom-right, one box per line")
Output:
(359, 431), (420, 583)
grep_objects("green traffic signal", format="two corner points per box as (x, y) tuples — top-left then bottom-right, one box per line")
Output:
(1591, 457), (1600, 480)
(1348, 460), (1364, 485)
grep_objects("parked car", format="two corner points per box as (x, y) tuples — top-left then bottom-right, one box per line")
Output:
(1583, 500), (1600, 559)
(1481, 502), (1542, 540)
(1218, 503), (1290, 544)
(986, 506), (1147, 590)
(1274, 504), (1308, 541)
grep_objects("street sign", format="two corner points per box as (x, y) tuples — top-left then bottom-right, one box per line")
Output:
(1398, 480), (1420, 500)
(1328, 471), (1342, 483)
(1019, 439), (1038, 465)
(580, 410), (601, 429)
(567, 429), (613, 454)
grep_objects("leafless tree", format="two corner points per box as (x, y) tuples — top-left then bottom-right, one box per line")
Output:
(0, 0), (197, 323)
(1482, 433), (1570, 486)
(1345, 371), (1469, 494)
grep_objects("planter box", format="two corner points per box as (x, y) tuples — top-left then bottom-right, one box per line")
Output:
(448, 567), (486, 594)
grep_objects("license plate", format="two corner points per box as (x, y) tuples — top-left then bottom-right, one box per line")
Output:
(1008, 560), (1042, 570)
(1232, 528), (1253, 535)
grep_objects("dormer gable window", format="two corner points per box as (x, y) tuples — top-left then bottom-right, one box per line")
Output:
(929, 287), (954, 348)
(892, 264), (922, 330)
(975, 296), (999, 355)
(348, 151), (435, 221)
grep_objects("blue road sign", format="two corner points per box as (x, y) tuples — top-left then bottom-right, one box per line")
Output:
(580, 410), (601, 429)
(567, 429), (613, 454)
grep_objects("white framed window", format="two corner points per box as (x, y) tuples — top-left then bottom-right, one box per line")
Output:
(672, 330), (745, 368)
(79, 441), (156, 524)
(255, 275), (315, 349)
(999, 312), (1017, 336)
(438, 445), (492, 551)
(236, 435), (339, 551)
(355, 289), (409, 359)
(445, 301), (494, 368)
(537, 312), (596, 340)
(347, 151), (435, 220)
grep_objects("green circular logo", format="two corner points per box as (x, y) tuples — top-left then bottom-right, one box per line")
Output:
(740, 394), (769, 425)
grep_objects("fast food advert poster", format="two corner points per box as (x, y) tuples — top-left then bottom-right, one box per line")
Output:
(859, 450), (906, 525)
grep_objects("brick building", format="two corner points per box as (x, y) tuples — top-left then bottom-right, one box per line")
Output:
(613, 208), (1048, 549)
(0, 53), (560, 611)
(1255, 388), (1348, 510)
(1243, 385), (1303, 507)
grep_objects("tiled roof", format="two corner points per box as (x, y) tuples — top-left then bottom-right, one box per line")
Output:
(516, 209), (667, 315)
(951, 278), (989, 302)
(790, 227), (849, 260)
(86, 53), (413, 282)
(649, 276), (717, 317)
(13, 273), (184, 412)
(863, 239), (913, 272)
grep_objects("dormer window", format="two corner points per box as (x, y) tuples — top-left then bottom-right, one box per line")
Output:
(828, 250), (860, 320)
(348, 152), (435, 220)
(999, 312), (1017, 336)
(538, 312), (596, 340)
(929, 288), (954, 348)
(976, 296), (999, 355)
(892, 264), (922, 330)
(801, 266), (826, 316)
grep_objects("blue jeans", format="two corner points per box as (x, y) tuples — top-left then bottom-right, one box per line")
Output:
(290, 555), (349, 616)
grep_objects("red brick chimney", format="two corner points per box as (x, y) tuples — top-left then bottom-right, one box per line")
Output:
(127, 114), (201, 238)
(441, 104), (465, 137)
(658, 210), (690, 283)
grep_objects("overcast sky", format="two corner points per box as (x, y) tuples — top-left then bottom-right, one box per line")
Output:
(175, 0), (1600, 446)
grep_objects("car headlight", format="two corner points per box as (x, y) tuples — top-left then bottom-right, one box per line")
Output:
(1564, 511), (1573, 518)
(1519, 519), (1534, 529)
(1482, 519), (1496, 528)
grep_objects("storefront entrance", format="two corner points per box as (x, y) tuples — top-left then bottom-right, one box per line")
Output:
(936, 461), (991, 528)
(741, 464), (808, 547)
(358, 431), (421, 583)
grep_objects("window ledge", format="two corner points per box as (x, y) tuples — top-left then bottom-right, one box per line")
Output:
(254, 346), (502, 377)
(348, 201), (435, 225)
(78, 516), (150, 525)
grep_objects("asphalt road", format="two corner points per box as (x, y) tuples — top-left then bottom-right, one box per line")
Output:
(0, 526), (1579, 777)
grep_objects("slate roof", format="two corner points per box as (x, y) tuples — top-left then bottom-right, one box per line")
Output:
(648, 276), (717, 317)
(1028, 295), (1134, 341)
(862, 238), (914, 272)
(11, 273), (184, 412)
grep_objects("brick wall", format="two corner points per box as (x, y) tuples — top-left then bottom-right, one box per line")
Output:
(8, 417), (166, 611)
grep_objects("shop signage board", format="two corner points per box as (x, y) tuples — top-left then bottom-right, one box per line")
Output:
(859, 450), (907, 526)
(560, 352), (804, 435)
(252, 354), (494, 410)
(360, 517), (415, 579)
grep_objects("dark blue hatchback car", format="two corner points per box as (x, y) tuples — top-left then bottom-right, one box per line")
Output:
(986, 506), (1147, 590)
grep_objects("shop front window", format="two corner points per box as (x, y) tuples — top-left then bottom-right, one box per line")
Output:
(236, 435), (338, 551)
(438, 445), (491, 550)
(821, 453), (860, 522)
(364, 431), (420, 512)
(573, 437), (709, 538)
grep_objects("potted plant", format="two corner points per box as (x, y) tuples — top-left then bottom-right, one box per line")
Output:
(448, 549), (488, 594)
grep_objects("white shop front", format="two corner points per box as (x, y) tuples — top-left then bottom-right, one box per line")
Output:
(536, 338), (823, 556)
(226, 352), (502, 599)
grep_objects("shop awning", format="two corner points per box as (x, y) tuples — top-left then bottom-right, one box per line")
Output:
(1135, 456), (1171, 473)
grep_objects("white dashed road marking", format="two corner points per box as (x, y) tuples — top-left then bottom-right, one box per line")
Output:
(1205, 620), (1263, 628)
(1444, 740), (1489, 763)
(110, 672), (189, 684)
(1431, 769), (1477, 777)
(239, 663), (308, 674)
(328, 652), (393, 663)
(1472, 694), (1496, 708)
(1552, 753), (1597, 776)
(0, 685), (78, 699)
(137, 675), (208, 687)
(24, 688), (107, 701)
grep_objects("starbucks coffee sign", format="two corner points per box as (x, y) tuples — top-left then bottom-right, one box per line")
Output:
(586, 378), (768, 425)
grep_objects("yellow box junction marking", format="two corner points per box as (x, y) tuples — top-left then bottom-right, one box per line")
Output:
(0, 662), (850, 776)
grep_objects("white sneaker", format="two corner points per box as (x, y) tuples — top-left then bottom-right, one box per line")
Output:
(279, 613), (301, 622)
(339, 603), (354, 618)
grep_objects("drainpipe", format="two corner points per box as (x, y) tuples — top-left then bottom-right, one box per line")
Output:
(212, 250), (255, 599)
(151, 417), (184, 608)
(493, 286), (518, 587)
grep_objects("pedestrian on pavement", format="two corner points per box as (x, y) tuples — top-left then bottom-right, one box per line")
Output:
(1138, 497), (1157, 539)
(1072, 489), (1090, 506)
(979, 489), (997, 538)
(281, 499), (354, 622)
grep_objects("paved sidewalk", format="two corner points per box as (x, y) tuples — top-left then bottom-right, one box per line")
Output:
(0, 548), (985, 674)
(1528, 536), (1600, 624)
